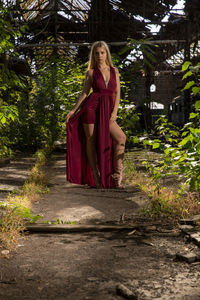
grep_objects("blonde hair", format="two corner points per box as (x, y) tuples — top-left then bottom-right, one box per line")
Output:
(88, 41), (114, 70)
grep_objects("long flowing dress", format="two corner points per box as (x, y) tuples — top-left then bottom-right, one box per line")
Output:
(66, 66), (117, 188)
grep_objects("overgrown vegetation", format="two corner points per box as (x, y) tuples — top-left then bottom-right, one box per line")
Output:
(1, 0), (200, 227)
(0, 2), (144, 157)
(124, 154), (200, 220)
(0, 3), (28, 157)
(128, 60), (200, 219)
(0, 2), (86, 155)
(142, 62), (200, 192)
(0, 147), (50, 251)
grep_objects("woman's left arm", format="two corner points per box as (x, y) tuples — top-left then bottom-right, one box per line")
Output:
(110, 68), (120, 122)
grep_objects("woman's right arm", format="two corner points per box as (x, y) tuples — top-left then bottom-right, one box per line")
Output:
(66, 70), (93, 122)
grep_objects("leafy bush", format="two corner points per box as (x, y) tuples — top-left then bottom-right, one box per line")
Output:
(0, 2), (28, 156)
(26, 57), (86, 147)
(141, 61), (200, 195)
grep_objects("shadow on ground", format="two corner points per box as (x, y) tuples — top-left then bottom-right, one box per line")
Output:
(1, 151), (200, 299)
(32, 152), (146, 225)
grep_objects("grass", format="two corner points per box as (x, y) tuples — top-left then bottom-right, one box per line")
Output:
(0, 147), (50, 252)
(124, 154), (200, 221)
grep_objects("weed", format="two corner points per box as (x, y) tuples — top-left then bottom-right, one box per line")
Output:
(124, 151), (200, 221)
(43, 219), (76, 225)
(0, 146), (50, 250)
(123, 157), (136, 184)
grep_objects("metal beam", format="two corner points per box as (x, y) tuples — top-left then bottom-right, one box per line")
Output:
(17, 40), (187, 48)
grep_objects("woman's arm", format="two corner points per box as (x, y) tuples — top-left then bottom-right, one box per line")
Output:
(66, 70), (93, 122)
(110, 67), (120, 122)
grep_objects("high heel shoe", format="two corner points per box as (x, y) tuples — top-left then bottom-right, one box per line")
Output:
(112, 168), (124, 188)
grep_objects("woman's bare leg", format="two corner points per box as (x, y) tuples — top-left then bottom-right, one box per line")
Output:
(83, 123), (100, 187)
(110, 121), (126, 186)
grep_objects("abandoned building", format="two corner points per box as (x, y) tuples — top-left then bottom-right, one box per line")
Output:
(2, 0), (200, 127)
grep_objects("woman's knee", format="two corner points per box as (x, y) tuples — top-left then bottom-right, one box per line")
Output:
(83, 123), (96, 143)
(85, 134), (95, 145)
(118, 132), (126, 145)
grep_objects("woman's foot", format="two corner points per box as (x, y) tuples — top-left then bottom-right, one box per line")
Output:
(112, 168), (124, 188)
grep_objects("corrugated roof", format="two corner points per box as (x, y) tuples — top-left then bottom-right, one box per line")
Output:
(19, 0), (178, 23)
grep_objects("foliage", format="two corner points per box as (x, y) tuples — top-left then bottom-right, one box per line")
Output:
(43, 219), (76, 225)
(119, 38), (158, 70)
(0, 2), (25, 56)
(0, 201), (42, 224)
(117, 101), (140, 143)
(0, 14), (144, 155)
(140, 61), (200, 196)
(124, 152), (200, 220)
(111, 55), (142, 143)
(0, 103), (19, 157)
(25, 56), (86, 148)
(0, 146), (49, 249)
(117, 38), (160, 135)
(0, 2), (29, 157)
(141, 186), (200, 220)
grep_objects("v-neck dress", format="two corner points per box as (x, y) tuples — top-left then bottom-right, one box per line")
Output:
(66, 66), (117, 188)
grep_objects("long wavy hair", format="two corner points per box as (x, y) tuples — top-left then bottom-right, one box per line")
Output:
(88, 41), (114, 70)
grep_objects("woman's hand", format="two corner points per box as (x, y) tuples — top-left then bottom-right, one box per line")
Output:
(110, 111), (117, 122)
(66, 110), (75, 123)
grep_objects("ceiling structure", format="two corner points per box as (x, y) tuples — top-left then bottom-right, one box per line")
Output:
(2, 0), (200, 124)
(4, 0), (200, 69)
(16, 0), (177, 43)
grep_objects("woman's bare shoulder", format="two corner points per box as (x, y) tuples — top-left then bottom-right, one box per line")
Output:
(113, 67), (120, 79)
(86, 69), (94, 77)
(113, 67), (119, 74)
(84, 69), (94, 85)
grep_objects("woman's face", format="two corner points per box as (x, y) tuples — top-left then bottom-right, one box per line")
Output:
(94, 47), (107, 64)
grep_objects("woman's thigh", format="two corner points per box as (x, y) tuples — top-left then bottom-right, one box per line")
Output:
(83, 123), (96, 139)
(109, 121), (126, 144)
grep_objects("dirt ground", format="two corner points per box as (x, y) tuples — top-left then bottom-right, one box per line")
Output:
(0, 151), (200, 300)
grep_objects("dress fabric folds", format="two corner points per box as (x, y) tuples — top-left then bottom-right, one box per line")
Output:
(66, 66), (117, 188)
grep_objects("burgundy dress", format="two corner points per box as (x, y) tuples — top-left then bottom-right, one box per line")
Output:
(66, 66), (117, 188)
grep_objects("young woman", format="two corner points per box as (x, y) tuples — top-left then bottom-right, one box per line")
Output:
(66, 41), (126, 188)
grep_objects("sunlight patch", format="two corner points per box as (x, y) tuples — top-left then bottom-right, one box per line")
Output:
(53, 206), (104, 222)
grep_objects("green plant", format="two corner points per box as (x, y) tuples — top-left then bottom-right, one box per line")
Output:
(43, 219), (76, 225)
(118, 102), (140, 143)
(0, 144), (49, 249)
(119, 38), (158, 69)
(141, 186), (200, 220)
(25, 56), (87, 148)
(140, 61), (200, 195)
(0, 2), (29, 156)
(127, 60), (200, 219)
(0, 201), (42, 224)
